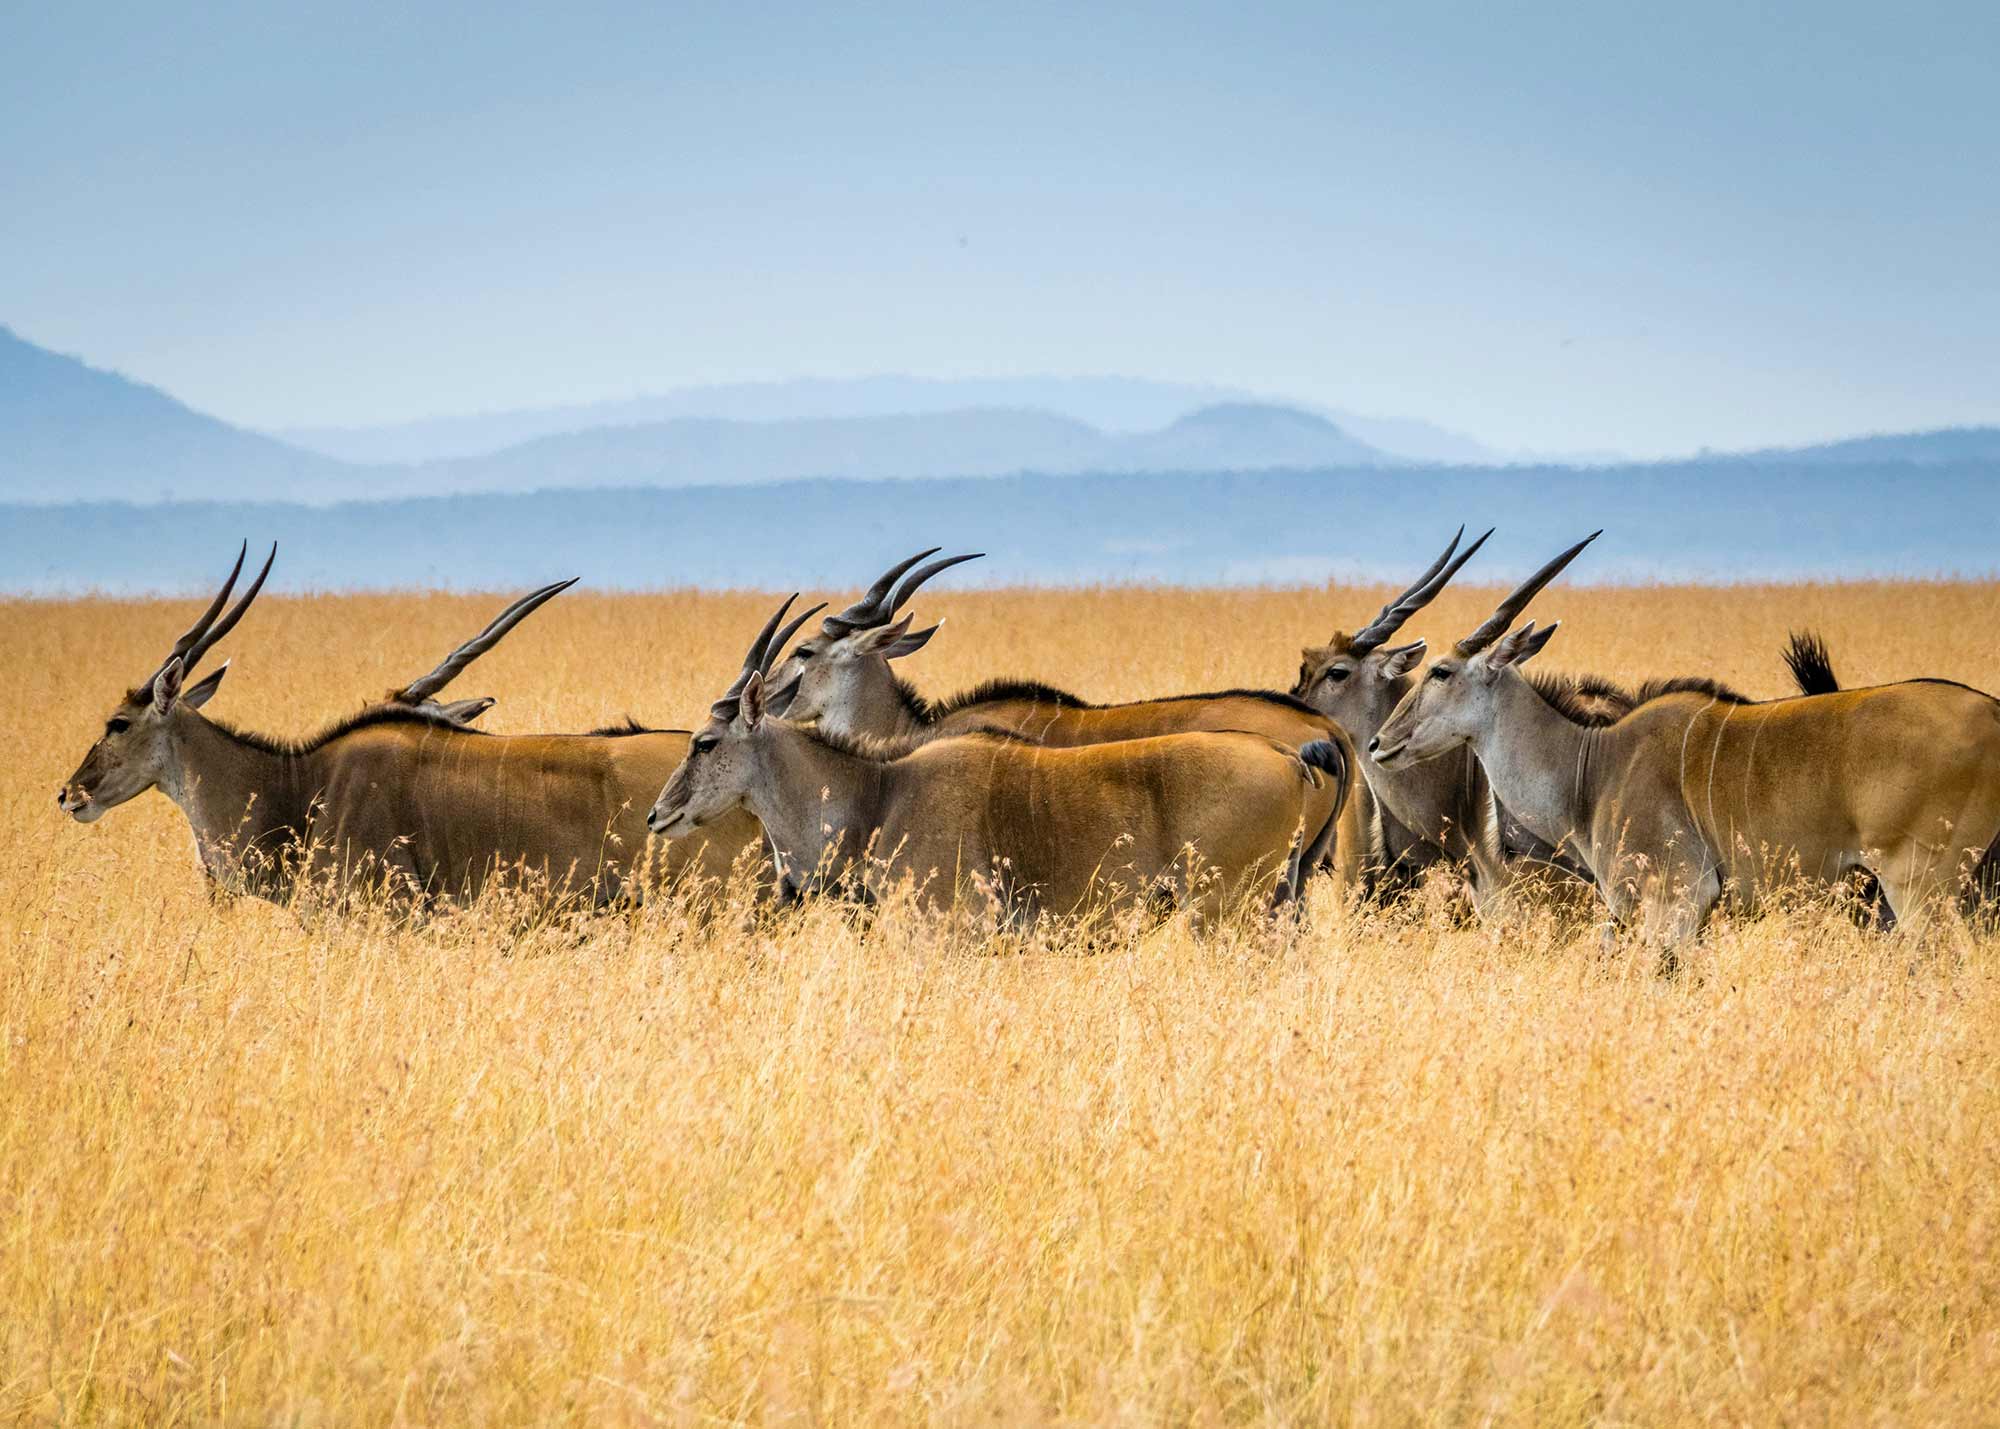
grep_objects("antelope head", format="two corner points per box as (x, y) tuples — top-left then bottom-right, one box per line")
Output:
(59, 542), (276, 821)
(1293, 526), (1491, 743)
(762, 548), (983, 728)
(1371, 532), (1599, 769)
(648, 593), (820, 838)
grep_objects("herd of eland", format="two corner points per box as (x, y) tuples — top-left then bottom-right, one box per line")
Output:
(57, 531), (2000, 949)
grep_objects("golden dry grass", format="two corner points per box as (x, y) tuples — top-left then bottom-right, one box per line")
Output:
(5, 579), (2000, 1424)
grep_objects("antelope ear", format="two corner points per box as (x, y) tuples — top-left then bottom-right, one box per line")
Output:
(739, 670), (767, 729)
(181, 660), (230, 710)
(1488, 621), (1552, 670)
(882, 621), (941, 660)
(1517, 622), (1560, 664)
(151, 657), (186, 713)
(1378, 640), (1426, 679)
(849, 614), (916, 657)
(436, 696), (495, 725)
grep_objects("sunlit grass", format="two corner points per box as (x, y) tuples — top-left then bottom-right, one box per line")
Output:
(4, 581), (2000, 1422)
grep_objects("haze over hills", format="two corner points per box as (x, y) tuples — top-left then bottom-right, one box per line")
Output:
(4, 326), (1410, 503)
(0, 324), (383, 504)
(1726, 427), (2000, 467)
(273, 376), (1502, 466)
(6, 320), (2000, 591)
(419, 402), (1395, 495)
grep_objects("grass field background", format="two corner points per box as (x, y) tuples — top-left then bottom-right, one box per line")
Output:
(5, 579), (2000, 1422)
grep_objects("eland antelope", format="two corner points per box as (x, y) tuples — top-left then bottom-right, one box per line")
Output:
(650, 598), (1347, 922)
(760, 549), (1364, 889)
(1293, 530), (1842, 921)
(59, 546), (771, 907)
(1371, 534), (2000, 945)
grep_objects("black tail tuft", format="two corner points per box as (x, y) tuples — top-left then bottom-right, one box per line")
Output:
(1782, 630), (1840, 696)
(1298, 738), (1348, 789)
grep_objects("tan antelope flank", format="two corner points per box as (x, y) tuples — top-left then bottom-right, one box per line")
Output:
(1371, 533), (2000, 945)
(761, 548), (1364, 888)
(651, 597), (1348, 922)
(59, 547), (771, 907)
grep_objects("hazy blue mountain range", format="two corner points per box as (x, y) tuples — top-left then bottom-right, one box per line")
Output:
(6, 321), (2000, 593)
(415, 402), (1395, 495)
(273, 375), (1502, 466)
(6, 326), (1416, 503)
(14, 322), (1995, 518)
(1726, 427), (2000, 467)
(8, 458), (2000, 596)
(0, 325), (388, 504)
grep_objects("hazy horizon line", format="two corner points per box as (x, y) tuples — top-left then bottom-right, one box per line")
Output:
(10, 318), (1996, 465)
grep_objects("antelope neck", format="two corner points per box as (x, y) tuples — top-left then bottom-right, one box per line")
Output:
(832, 660), (931, 741)
(746, 722), (891, 885)
(164, 712), (321, 888)
(1472, 674), (1593, 854)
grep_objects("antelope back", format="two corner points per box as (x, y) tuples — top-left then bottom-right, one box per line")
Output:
(938, 689), (1335, 749)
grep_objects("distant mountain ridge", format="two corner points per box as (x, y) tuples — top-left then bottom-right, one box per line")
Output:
(0, 324), (378, 503)
(1, 326), (1407, 503)
(3, 323), (1996, 521)
(418, 401), (1395, 494)
(1727, 426), (2000, 466)
(273, 374), (1499, 466)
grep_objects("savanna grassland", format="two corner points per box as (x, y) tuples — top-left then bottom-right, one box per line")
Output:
(5, 579), (2000, 1424)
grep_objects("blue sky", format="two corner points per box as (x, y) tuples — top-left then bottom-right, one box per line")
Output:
(4, 0), (1996, 456)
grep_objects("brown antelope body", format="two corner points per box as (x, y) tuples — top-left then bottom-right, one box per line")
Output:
(651, 602), (1346, 921)
(760, 550), (1361, 888)
(1373, 535), (2000, 944)
(58, 548), (765, 907)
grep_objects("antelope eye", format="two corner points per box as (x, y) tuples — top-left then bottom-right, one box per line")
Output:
(105, 717), (131, 735)
(1327, 668), (1351, 683)
(1429, 667), (1453, 682)
(795, 648), (814, 662)
(692, 735), (719, 754)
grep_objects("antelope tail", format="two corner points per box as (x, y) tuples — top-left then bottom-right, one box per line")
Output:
(1297, 738), (1349, 796)
(1783, 630), (1840, 696)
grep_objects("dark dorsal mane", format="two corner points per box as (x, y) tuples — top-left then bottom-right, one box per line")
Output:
(1157, 687), (1327, 716)
(1630, 675), (1751, 706)
(1524, 671), (1631, 726)
(801, 721), (1036, 763)
(919, 678), (1319, 725)
(921, 677), (1093, 722)
(204, 703), (477, 757)
(1567, 672), (1633, 704)
(1559, 673), (1640, 725)
(585, 716), (658, 737)
(1526, 669), (1752, 728)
